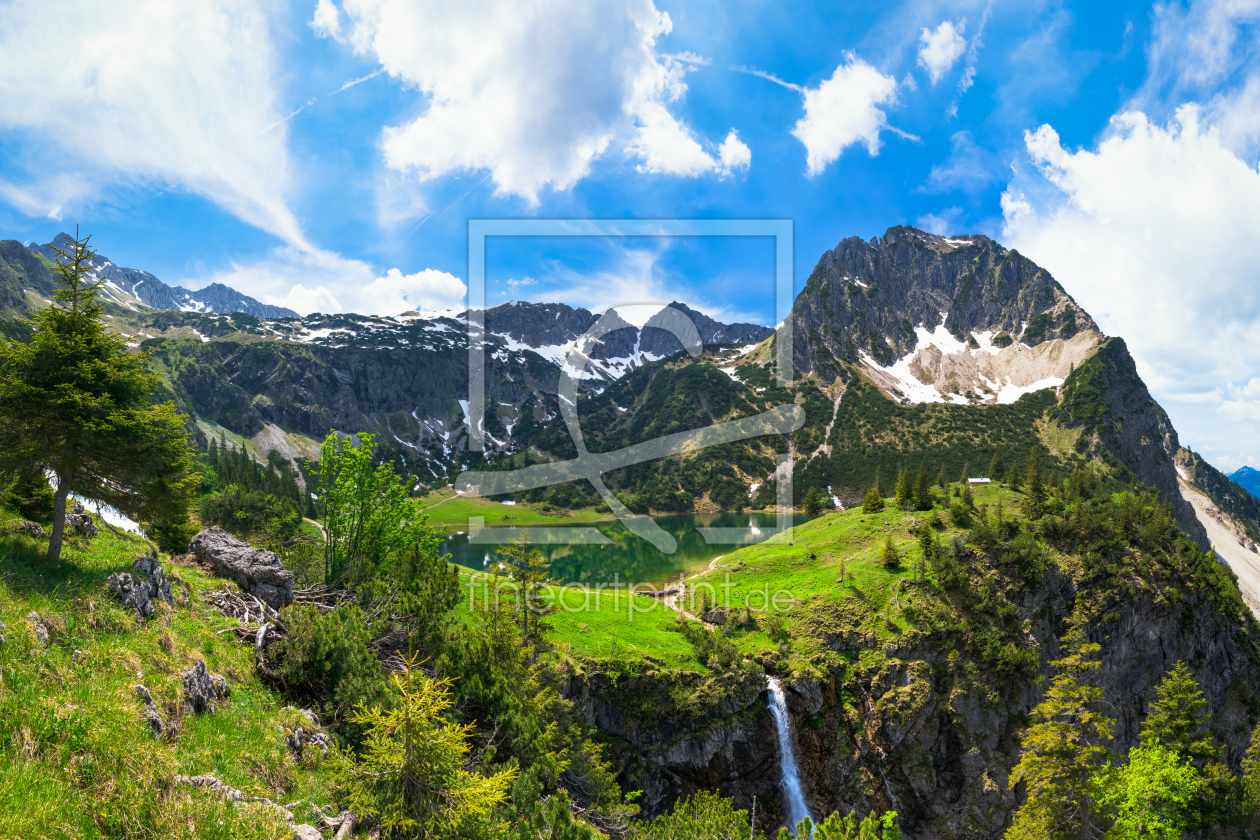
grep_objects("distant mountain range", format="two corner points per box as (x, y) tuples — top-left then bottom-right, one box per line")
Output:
(2, 225), (1257, 552)
(1232, 466), (1260, 500)
(21, 232), (297, 319)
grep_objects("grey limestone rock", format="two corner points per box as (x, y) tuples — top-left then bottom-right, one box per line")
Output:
(12, 520), (46, 538)
(26, 610), (49, 644)
(180, 661), (229, 716)
(188, 527), (294, 609)
(135, 685), (168, 739)
(66, 502), (97, 537)
(107, 556), (174, 619)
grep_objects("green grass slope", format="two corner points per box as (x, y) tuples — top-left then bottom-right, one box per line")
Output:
(0, 511), (337, 839)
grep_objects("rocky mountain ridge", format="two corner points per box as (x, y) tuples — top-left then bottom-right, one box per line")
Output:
(1232, 466), (1260, 501)
(21, 233), (298, 318)
(2, 225), (1250, 552)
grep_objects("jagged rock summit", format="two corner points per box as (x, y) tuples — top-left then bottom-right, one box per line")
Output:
(789, 225), (1100, 403)
(25, 232), (297, 318)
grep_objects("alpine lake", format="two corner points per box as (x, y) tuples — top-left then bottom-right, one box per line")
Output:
(440, 511), (819, 588)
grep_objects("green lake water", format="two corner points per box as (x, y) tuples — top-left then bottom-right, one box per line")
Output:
(440, 511), (818, 587)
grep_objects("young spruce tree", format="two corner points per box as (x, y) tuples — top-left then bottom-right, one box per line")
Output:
(913, 463), (932, 511)
(0, 229), (196, 561)
(1007, 608), (1114, 840)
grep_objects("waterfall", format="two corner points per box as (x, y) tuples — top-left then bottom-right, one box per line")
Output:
(766, 677), (813, 834)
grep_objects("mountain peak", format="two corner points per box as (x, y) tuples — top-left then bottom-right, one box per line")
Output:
(1231, 466), (1260, 501)
(789, 228), (1100, 402)
(21, 235), (298, 319)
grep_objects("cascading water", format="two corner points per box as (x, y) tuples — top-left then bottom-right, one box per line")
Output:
(766, 677), (813, 835)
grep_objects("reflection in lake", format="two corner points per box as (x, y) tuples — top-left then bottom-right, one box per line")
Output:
(440, 511), (817, 587)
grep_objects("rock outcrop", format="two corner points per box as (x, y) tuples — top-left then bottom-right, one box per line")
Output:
(180, 661), (229, 716)
(12, 520), (46, 538)
(188, 527), (294, 608)
(107, 556), (174, 619)
(26, 610), (49, 645)
(135, 685), (169, 739)
(66, 503), (97, 537)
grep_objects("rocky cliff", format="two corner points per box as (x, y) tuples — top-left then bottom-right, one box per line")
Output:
(567, 535), (1260, 838)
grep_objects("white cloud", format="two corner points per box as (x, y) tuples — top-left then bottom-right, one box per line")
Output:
(1218, 379), (1260, 423)
(791, 55), (900, 175)
(359, 267), (467, 316)
(266, 284), (344, 316)
(318, 0), (743, 204)
(513, 246), (763, 326)
(190, 246), (465, 317)
(1001, 107), (1260, 414)
(311, 0), (342, 39)
(917, 20), (967, 85)
(717, 131), (753, 173)
(916, 207), (965, 235)
(0, 0), (309, 250)
(948, 2), (992, 119)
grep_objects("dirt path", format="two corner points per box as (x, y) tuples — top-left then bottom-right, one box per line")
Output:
(1181, 483), (1260, 618)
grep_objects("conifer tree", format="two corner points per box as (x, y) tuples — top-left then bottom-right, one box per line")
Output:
(1241, 726), (1260, 824)
(1141, 661), (1214, 764)
(1007, 608), (1114, 840)
(863, 485), (885, 514)
(803, 486), (823, 516)
(881, 533), (900, 569)
(913, 463), (932, 511)
(498, 536), (556, 664)
(331, 659), (516, 837)
(895, 467), (911, 508)
(936, 465), (947, 490)
(959, 460), (970, 483)
(916, 523), (939, 581)
(0, 229), (196, 561)
(989, 452), (1005, 482)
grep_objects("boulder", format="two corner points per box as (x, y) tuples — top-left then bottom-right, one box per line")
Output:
(701, 608), (729, 625)
(292, 826), (323, 840)
(107, 556), (174, 619)
(26, 610), (49, 644)
(135, 685), (169, 739)
(12, 520), (46, 538)
(188, 527), (294, 609)
(180, 661), (229, 716)
(66, 503), (97, 538)
(284, 726), (333, 759)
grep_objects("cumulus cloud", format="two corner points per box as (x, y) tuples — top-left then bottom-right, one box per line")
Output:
(0, 0), (308, 249)
(1001, 107), (1260, 409)
(791, 55), (902, 175)
(317, 0), (744, 204)
(1218, 379), (1260, 423)
(359, 267), (467, 315)
(191, 246), (465, 317)
(918, 20), (967, 85)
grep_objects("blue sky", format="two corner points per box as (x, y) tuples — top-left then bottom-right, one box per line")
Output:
(0, 0), (1258, 472)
